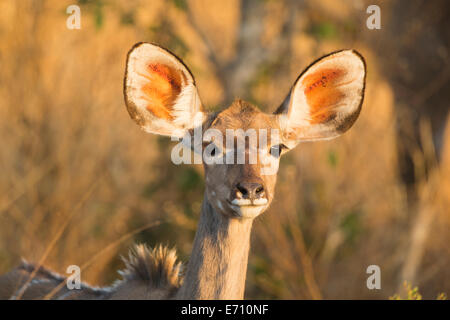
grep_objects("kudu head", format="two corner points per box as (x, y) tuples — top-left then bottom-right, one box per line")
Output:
(124, 43), (366, 219)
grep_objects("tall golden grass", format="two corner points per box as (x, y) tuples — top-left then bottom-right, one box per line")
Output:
(0, 0), (448, 299)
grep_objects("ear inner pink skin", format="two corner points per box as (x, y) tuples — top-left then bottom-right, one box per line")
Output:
(301, 68), (346, 124)
(140, 63), (183, 120)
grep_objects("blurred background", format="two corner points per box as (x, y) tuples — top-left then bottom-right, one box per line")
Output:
(0, 0), (449, 299)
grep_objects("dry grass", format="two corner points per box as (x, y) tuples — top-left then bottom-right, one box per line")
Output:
(0, 0), (448, 299)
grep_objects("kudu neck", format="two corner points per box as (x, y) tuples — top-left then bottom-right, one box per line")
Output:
(175, 194), (253, 299)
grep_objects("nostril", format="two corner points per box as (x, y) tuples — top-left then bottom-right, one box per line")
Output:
(255, 186), (264, 194)
(236, 183), (249, 196)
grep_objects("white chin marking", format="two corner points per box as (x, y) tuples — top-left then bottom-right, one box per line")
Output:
(231, 198), (268, 206)
(253, 198), (268, 205)
(230, 205), (266, 219)
(231, 198), (252, 206)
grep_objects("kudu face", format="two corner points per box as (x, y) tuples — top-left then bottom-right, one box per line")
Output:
(201, 101), (282, 218)
(124, 43), (366, 219)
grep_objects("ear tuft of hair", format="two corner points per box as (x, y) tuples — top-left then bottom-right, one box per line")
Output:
(118, 244), (182, 290)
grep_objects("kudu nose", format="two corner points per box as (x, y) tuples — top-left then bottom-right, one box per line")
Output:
(235, 182), (265, 200)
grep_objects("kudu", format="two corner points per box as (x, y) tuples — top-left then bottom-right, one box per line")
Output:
(0, 43), (366, 299)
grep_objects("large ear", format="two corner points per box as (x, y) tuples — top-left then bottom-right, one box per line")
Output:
(124, 42), (206, 137)
(275, 50), (366, 148)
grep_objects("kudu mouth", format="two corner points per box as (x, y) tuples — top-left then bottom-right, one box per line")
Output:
(226, 200), (269, 219)
(226, 195), (269, 219)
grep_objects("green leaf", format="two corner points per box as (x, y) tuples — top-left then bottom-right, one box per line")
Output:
(309, 22), (338, 40)
(177, 167), (202, 191)
(94, 2), (104, 30)
(327, 150), (338, 168)
(171, 0), (188, 11)
(339, 210), (362, 245)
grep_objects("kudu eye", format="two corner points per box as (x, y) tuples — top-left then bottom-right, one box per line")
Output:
(270, 144), (287, 158)
(203, 141), (222, 158)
